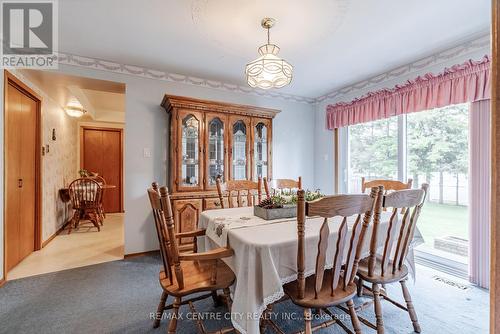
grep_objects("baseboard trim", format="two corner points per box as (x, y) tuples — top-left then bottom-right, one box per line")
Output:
(124, 250), (159, 259)
(41, 220), (71, 248)
(0, 277), (6, 288)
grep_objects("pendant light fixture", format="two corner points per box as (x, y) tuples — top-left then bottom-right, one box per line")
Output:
(245, 18), (293, 89)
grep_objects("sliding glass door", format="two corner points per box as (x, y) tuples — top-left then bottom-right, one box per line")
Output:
(407, 105), (469, 266)
(347, 117), (399, 193)
(340, 103), (470, 273)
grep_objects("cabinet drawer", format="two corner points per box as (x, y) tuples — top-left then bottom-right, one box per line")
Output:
(203, 198), (228, 210)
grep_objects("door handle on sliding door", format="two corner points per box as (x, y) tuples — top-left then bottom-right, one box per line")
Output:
(18, 178), (23, 188)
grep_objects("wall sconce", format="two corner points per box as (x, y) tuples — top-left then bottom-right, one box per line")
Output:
(65, 99), (87, 118)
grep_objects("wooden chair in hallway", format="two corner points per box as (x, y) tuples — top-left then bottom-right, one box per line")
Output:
(355, 184), (429, 334)
(263, 176), (302, 197)
(216, 176), (263, 208)
(147, 183), (236, 334)
(269, 187), (380, 334)
(67, 177), (102, 233)
(94, 175), (107, 223)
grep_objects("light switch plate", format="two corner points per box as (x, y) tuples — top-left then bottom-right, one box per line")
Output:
(143, 148), (152, 158)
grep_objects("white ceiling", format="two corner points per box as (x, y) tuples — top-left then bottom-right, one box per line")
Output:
(58, 0), (491, 98)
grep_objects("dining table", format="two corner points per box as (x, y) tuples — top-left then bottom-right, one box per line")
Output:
(198, 206), (422, 334)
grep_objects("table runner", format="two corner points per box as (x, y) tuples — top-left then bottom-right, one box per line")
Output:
(198, 207), (421, 334)
(203, 207), (297, 247)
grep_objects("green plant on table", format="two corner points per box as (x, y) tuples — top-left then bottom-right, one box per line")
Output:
(257, 190), (324, 209)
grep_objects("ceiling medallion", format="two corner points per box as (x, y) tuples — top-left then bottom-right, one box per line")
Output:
(245, 18), (293, 89)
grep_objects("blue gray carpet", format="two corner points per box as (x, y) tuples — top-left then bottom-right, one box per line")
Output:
(0, 254), (488, 334)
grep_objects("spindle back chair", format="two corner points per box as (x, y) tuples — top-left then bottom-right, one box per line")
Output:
(93, 175), (107, 222)
(67, 177), (102, 233)
(356, 183), (429, 334)
(361, 177), (413, 193)
(278, 187), (380, 334)
(263, 176), (302, 197)
(147, 183), (236, 333)
(216, 176), (263, 208)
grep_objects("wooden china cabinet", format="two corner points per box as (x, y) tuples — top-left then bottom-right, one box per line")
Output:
(161, 95), (279, 251)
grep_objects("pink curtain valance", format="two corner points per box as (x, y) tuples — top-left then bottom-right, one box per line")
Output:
(326, 56), (491, 130)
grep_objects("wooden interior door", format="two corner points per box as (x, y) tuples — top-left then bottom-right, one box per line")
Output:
(81, 127), (123, 213)
(5, 77), (39, 272)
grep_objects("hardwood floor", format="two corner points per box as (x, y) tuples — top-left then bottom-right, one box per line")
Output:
(7, 213), (124, 280)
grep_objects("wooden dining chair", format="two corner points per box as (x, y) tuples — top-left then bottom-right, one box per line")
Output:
(67, 177), (102, 233)
(216, 176), (263, 208)
(361, 177), (413, 193)
(355, 183), (429, 334)
(94, 175), (106, 223)
(147, 183), (236, 334)
(263, 176), (302, 197)
(268, 187), (380, 334)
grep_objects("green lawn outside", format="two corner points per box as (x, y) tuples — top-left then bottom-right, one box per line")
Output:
(417, 202), (468, 247)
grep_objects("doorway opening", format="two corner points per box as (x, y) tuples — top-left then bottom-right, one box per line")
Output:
(4, 70), (126, 280)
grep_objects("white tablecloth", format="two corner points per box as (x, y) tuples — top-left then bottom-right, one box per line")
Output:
(198, 207), (416, 334)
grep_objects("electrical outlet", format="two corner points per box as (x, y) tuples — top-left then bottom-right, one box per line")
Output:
(143, 148), (152, 158)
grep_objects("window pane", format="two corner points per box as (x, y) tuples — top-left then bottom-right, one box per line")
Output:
(181, 114), (199, 187)
(407, 103), (469, 262)
(348, 116), (398, 193)
(232, 121), (247, 180)
(254, 123), (267, 180)
(208, 118), (224, 185)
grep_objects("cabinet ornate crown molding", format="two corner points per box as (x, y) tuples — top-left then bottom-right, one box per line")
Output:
(161, 95), (279, 250)
(161, 95), (281, 119)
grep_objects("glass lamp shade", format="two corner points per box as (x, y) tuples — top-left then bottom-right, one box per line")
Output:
(245, 44), (293, 89)
(65, 100), (86, 117)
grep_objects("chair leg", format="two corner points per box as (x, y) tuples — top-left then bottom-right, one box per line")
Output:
(99, 205), (105, 225)
(211, 290), (222, 306)
(357, 277), (364, 297)
(153, 291), (168, 328)
(68, 210), (79, 234)
(304, 308), (312, 334)
(346, 299), (362, 334)
(89, 212), (101, 232)
(223, 288), (233, 312)
(400, 279), (421, 333)
(373, 283), (385, 334)
(260, 304), (273, 334)
(168, 297), (181, 334)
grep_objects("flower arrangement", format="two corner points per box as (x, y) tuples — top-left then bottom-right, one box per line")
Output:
(257, 190), (323, 209)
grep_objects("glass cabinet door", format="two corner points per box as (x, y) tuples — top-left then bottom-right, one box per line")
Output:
(252, 118), (271, 181)
(207, 117), (225, 186)
(232, 120), (248, 180)
(254, 122), (268, 180)
(179, 113), (201, 189)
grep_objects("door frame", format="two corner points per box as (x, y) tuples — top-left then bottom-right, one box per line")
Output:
(79, 125), (124, 212)
(3, 70), (43, 278)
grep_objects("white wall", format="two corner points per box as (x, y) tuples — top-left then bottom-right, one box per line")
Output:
(4, 64), (314, 256)
(313, 41), (491, 194)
